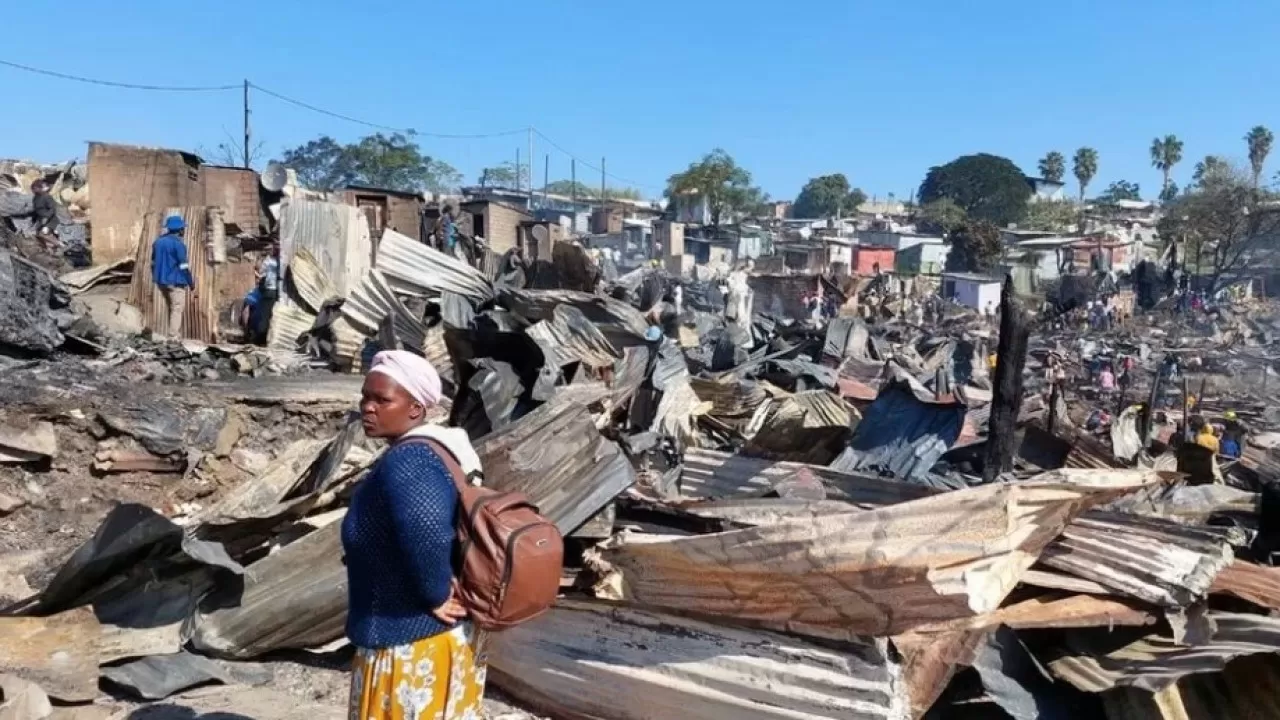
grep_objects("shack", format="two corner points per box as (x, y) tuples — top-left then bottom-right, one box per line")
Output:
(940, 272), (1002, 310)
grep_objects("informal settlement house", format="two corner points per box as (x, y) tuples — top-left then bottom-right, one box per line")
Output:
(941, 272), (1002, 310)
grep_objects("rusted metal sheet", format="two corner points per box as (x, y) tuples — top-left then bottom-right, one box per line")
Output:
(1050, 612), (1280, 693)
(689, 376), (769, 418)
(598, 472), (1165, 637)
(1208, 560), (1280, 610)
(892, 630), (986, 719)
(374, 229), (492, 302)
(488, 598), (909, 720)
(1039, 510), (1242, 607)
(127, 207), (219, 342)
(679, 448), (936, 507)
(0, 607), (100, 702)
(278, 198), (372, 298)
(914, 593), (1157, 634)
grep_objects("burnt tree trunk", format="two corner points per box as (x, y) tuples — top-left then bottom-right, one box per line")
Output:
(983, 276), (1031, 482)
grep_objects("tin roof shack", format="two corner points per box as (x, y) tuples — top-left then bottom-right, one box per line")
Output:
(88, 142), (203, 264)
(895, 240), (950, 276)
(749, 273), (823, 319)
(851, 246), (895, 277)
(520, 220), (566, 263)
(858, 229), (944, 252)
(336, 185), (424, 244)
(202, 166), (267, 236)
(941, 272), (1002, 310)
(591, 206), (624, 235)
(461, 199), (533, 255)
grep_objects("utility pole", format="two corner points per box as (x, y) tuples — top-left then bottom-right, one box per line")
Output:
(515, 148), (521, 191)
(528, 127), (535, 211)
(601, 157), (607, 205)
(571, 158), (577, 207)
(543, 153), (549, 210)
(242, 80), (251, 169)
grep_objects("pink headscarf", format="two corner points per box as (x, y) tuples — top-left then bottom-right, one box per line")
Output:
(367, 350), (443, 407)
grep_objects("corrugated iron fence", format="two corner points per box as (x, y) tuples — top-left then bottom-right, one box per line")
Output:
(128, 206), (220, 343)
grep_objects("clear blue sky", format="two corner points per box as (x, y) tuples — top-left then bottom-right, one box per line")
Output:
(2, 0), (1275, 203)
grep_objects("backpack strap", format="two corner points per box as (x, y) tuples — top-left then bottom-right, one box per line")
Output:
(395, 436), (470, 495)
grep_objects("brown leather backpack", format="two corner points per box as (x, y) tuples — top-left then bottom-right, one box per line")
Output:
(404, 437), (563, 631)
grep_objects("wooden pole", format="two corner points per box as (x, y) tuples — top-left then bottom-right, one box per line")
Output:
(983, 275), (1031, 482)
(1047, 380), (1062, 435)
(1182, 375), (1192, 442)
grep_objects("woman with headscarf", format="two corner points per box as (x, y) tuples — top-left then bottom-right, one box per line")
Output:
(342, 350), (487, 720)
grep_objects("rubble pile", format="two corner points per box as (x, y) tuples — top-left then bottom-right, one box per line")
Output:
(6, 223), (1280, 720)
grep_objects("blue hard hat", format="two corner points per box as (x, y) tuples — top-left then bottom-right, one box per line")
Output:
(165, 215), (186, 232)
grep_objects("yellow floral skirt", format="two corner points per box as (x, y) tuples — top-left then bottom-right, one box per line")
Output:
(349, 624), (488, 720)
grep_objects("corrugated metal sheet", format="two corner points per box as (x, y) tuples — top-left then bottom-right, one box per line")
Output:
(374, 229), (493, 302)
(1208, 560), (1280, 610)
(689, 376), (769, 418)
(525, 305), (621, 370)
(599, 472), (1165, 637)
(278, 198), (372, 298)
(500, 287), (650, 346)
(127, 207), (218, 342)
(265, 303), (316, 355)
(1051, 612), (1280, 693)
(1101, 653), (1280, 720)
(1039, 510), (1243, 607)
(340, 270), (427, 349)
(288, 248), (338, 313)
(488, 599), (909, 720)
(679, 448), (936, 507)
(791, 390), (857, 428)
(831, 379), (967, 482)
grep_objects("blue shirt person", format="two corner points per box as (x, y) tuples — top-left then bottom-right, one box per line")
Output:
(150, 216), (195, 338)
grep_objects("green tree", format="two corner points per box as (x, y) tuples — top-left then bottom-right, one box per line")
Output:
(944, 220), (1004, 274)
(1157, 164), (1280, 293)
(541, 180), (643, 200)
(1037, 151), (1066, 183)
(1150, 134), (1185, 201)
(666, 148), (763, 226)
(917, 153), (1031, 227)
(1192, 155), (1232, 189)
(1096, 180), (1142, 203)
(478, 161), (529, 189)
(1246, 126), (1274, 188)
(277, 133), (460, 193)
(1159, 182), (1180, 204)
(792, 173), (867, 218)
(1072, 148), (1098, 203)
(1021, 199), (1079, 232)
(913, 198), (967, 235)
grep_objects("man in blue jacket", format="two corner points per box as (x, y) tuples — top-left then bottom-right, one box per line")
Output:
(151, 215), (196, 338)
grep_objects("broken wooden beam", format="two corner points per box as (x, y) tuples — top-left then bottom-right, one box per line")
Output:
(983, 275), (1030, 482)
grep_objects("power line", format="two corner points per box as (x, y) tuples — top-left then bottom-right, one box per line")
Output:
(533, 128), (661, 191)
(0, 58), (238, 92)
(251, 83), (528, 139)
(0, 57), (655, 190)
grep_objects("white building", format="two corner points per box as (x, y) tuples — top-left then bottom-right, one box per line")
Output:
(941, 272), (1002, 311)
(858, 229), (945, 251)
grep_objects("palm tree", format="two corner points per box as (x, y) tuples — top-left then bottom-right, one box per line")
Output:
(1072, 147), (1098, 203)
(1038, 151), (1066, 184)
(1246, 125), (1274, 188)
(1150, 135), (1184, 201)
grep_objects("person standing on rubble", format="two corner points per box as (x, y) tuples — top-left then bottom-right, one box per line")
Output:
(31, 180), (60, 249)
(252, 243), (281, 345)
(150, 215), (195, 339)
(343, 351), (488, 720)
(433, 205), (458, 254)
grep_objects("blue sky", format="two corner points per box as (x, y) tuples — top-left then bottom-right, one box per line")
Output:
(2, 0), (1275, 202)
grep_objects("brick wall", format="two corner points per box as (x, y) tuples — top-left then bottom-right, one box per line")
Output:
(202, 167), (263, 234)
(89, 143), (203, 264)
